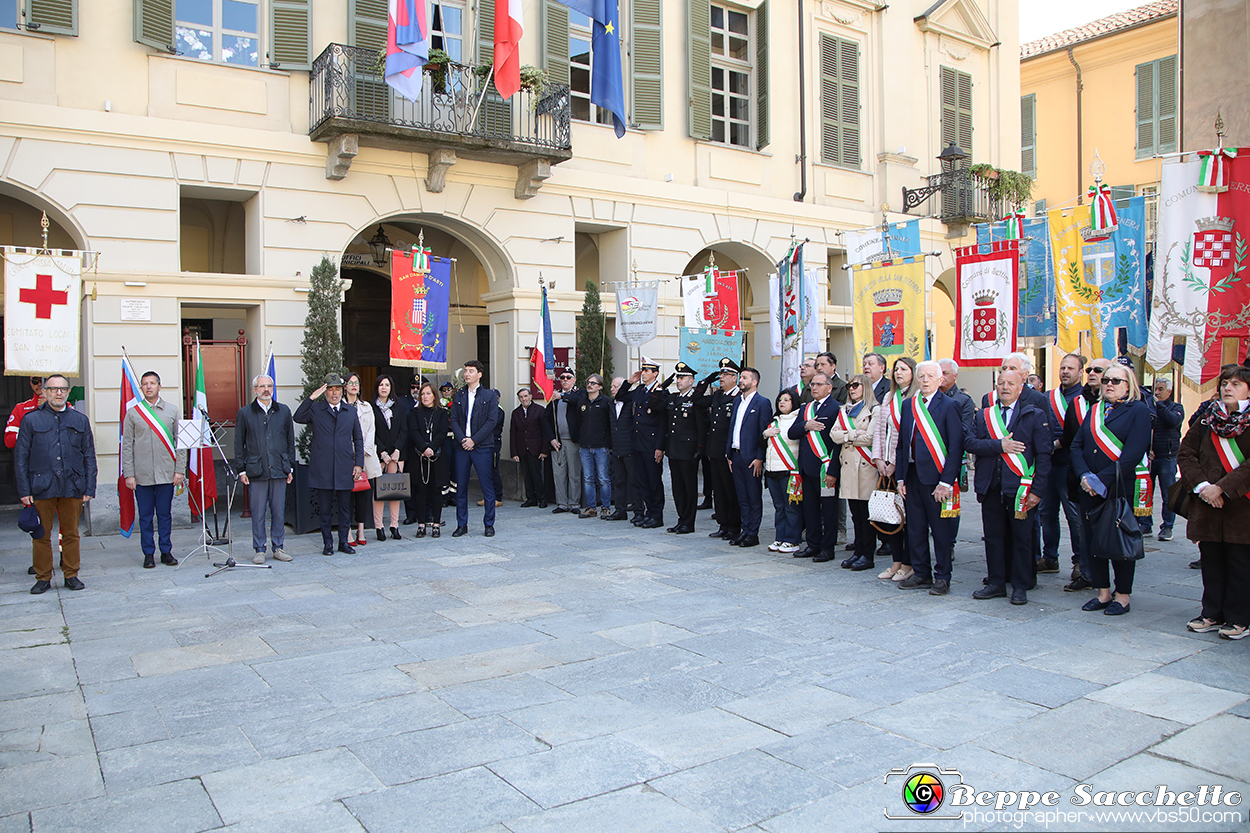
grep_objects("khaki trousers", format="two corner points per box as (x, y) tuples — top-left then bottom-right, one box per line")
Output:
(33, 497), (82, 581)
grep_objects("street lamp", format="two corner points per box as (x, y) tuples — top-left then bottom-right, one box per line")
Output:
(366, 225), (392, 267)
(901, 143), (970, 213)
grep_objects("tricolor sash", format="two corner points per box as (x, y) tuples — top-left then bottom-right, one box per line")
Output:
(769, 417), (802, 502)
(913, 396), (958, 517)
(804, 401), (833, 482)
(985, 405), (1034, 518)
(1089, 402), (1151, 516)
(1073, 395), (1091, 426)
(835, 407), (873, 465)
(131, 398), (177, 461)
(888, 390), (903, 432)
(1049, 388), (1068, 425)
(1209, 405), (1250, 502)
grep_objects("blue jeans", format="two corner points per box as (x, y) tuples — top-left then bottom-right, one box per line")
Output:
(1042, 459), (1083, 565)
(248, 477), (287, 552)
(766, 475), (802, 544)
(579, 446), (611, 508)
(134, 483), (173, 556)
(1149, 455), (1177, 530)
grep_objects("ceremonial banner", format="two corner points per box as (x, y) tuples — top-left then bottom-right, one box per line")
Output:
(390, 250), (451, 369)
(1093, 196), (1149, 359)
(851, 257), (925, 363)
(770, 242), (819, 390)
(1147, 150), (1250, 389)
(954, 240), (1019, 367)
(531, 286), (555, 400)
(976, 216), (1055, 347)
(841, 220), (923, 267)
(3, 248), (81, 376)
(1049, 205), (1097, 354)
(614, 281), (660, 347)
(118, 356), (141, 538)
(679, 327), (744, 376)
(682, 267), (741, 330)
(187, 340), (217, 515)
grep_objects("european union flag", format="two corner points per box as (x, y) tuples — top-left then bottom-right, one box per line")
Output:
(552, 0), (601, 21)
(590, 0), (626, 137)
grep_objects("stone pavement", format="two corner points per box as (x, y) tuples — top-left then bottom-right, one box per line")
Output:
(1, 497), (1247, 833)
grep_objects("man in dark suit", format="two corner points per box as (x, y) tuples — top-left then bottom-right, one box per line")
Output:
(449, 360), (501, 537)
(896, 361), (964, 595)
(787, 371), (842, 561)
(617, 359), (668, 528)
(606, 376), (633, 520)
(293, 372), (365, 556)
(509, 388), (550, 507)
(784, 357), (817, 406)
(726, 367), (773, 547)
(966, 369), (1052, 605)
(864, 352), (891, 406)
(695, 358), (742, 540)
(666, 363), (704, 534)
(1039, 352), (1086, 572)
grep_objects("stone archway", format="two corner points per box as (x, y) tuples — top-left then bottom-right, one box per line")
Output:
(0, 182), (88, 251)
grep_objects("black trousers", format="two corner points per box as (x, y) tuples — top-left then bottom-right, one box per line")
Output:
(517, 453), (543, 504)
(610, 452), (633, 511)
(701, 456), (713, 500)
(904, 471), (955, 582)
(670, 457), (698, 529)
(981, 491), (1036, 592)
(709, 455), (739, 534)
(1198, 540), (1250, 626)
(848, 499), (876, 559)
(316, 488), (352, 547)
(631, 450), (664, 522)
(412, 455), (446, 524)
(800, 473), (838, 552)
(350, 486), (373, 528)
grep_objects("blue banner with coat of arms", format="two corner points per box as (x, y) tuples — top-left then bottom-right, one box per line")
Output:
(975, 216), (1056, 347)
(679, 328), (744, 377)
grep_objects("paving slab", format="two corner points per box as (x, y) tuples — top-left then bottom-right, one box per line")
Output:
(344, 766), (538, 833)
(1149, 713), (1250, 781)
(858, 683), (1046, 749)
(30, 778), (220, 833)
(618, 707), (788, 769)
(349, 715), (549, 785)
(502, 784), (724, 833)
(1085, 672), (1247, 724)
(489, 735), (674, 808)
(202, 747), (383, 825)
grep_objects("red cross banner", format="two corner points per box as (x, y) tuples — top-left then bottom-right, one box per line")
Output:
(3, 247), (81, 376)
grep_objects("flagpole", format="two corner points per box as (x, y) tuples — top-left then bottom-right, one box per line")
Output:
(468, 65), (497, 130)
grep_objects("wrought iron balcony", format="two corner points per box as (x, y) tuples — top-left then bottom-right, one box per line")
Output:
(902, 168), (1005, 227)
(309, 44), (572, 196)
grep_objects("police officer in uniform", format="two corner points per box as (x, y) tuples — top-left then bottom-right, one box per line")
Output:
(616, 359), (668, 528)
(696, 358), (742, 540)
(666, 363), (704, 533)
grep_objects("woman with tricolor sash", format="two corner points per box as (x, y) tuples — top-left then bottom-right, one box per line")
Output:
(831, 373), (879, 571)
(870, 357), (918, 582)
(1177, 363), (1250, 641)
(1070, 364), (1151, 616)
(763, 390), (803, 553)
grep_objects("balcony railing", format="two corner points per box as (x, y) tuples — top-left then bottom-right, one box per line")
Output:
(309, 44), (572, 162)
(902, 168), (1005, 226)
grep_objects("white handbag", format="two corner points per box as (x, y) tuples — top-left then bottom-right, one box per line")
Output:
(868, 475), (905, 533)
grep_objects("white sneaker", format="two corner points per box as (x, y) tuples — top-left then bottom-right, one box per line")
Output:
(272, 549), (292, 562)
(768, 541), (781, 551)
(253, 552), (266, 564)
(778, 542), (801, 553)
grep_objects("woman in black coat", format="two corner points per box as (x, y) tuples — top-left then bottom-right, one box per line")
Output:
(407, 382), (450, 538)
(372, 375), (408, 541)
(1070, 364), (1151, 616)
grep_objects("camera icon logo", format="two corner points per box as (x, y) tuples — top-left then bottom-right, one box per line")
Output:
(884, 763), (965, 821)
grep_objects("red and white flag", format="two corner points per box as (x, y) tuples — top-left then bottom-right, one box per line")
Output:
(493, 0), (524, 99)
(118, 357), (140, 537)
(187, 340), (217, 515)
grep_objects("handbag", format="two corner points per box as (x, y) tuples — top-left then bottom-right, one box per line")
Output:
(1166, 480), (1191, 520)
(352, 471), (371, 492)
(1085, 479), (1145, 561)
(868, 475), (905, 535)
(375, 472), (412, 500)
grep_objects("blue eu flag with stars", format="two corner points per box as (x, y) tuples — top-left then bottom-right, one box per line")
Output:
(591, 0), (626, 137)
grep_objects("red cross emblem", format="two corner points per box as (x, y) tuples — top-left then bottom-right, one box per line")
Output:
(19, 273), (69, 320)
(972, 308), (997, 342)
(1193, 230), (1234, 269)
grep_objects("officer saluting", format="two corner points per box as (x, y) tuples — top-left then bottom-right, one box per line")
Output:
(695, 358), (741, 540)
(666, 362), (705, 534)
(616, 358), (669, 528)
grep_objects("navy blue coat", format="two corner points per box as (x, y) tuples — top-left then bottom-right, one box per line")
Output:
(895, 390), (964, 486)
(787, 395), (842, 480)
(726, 390), (773, 464)
(449, 385), (501, 449)
(1151, 398), (1185, 458)
(293, 398), (364, 490)
(1070, 398), (1152, 497)
(1046, 384), (1083, 465)
(608, 398), (633, 456)
(982, 387), (1052, 439)
(965, 399), (1052, 498)
(617, 380), (668, 454)
(15, 403), (97, 499)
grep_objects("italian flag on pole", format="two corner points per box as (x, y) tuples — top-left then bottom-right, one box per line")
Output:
(187, 340), (217, 514)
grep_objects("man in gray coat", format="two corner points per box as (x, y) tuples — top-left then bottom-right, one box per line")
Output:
(236, 374), (295, 564)
(293, 373), (364, 556)
(122, 371), (187, 569)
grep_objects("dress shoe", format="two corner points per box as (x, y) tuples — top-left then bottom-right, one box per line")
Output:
(30, 579), (51, 595)
(552, 506), (569, 514)
(377, 528), (388, 542)
(845, 541), (857, 551)
(840, 556), (856, 569)
(322, 546), (334, 556)
(143, 553), (156, 569)
(538, 501), (548, 508)
(1036, 558), (1060, 574)
(674, 526), (694, 534)
(1103, 600), (1130, 616)
(709, 528), (726, 539)
(402, 515), (419, 525)
(632, 517), (645, 526)
(64, 576), (86, 591)
(793, 548), (818, 558)
(1010, 588), (1028, 605)
(430, 526), (440, 538)
(666, 525), (679, 533)
(1082, 597), (1112, 611)
(697, 498), (713, 510)
(812, 551), (836, 562)
(390, 527), (401, 540)
(354, 535), (368, 546)
(484, 526), (495, 537)
(452, 526), (469, 537)
(27, 565), (35, 575)
(520, 500), (537, 508)
(604, 511), (627, 521)
(415, 526), (427, 538)
(1064, 575), (1093, 592)
(337, 544), (356, 554)
(973, 585), (1006, 600)
(640, 519), (662, 529)
(898, 573), (933, 589)
(159, 553), (178, 566)
(1189, 559), (1202, 570)
(929, 579), (950, 596)
(849, 556), (875, 571)
(736, 535), (760, 547)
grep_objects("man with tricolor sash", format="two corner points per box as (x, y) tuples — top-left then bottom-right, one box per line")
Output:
(1040, 353), (1086, 576)
(787, 371), (842, 560)
(966, 370), (1051, 606)
(1060, 357), (1111, 591)
(895, 361), (964, 595)
(121, 371), (186, 569)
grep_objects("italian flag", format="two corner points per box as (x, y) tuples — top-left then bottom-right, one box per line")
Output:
(532, 286), (554, 400)
(493, 0), (524, 99)
(187, 340), (217, 515)
(118, 357), (140, 537)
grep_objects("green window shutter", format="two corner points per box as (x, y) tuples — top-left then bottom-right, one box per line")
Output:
(133, 0), (173, 52)
(270, 0), (311, 70)
(755, 0), (768, 149)
(1157, 54), (1177, 154)
(1033, 198), (1046, 216)
(631, 0), (663, 130)
(1109, 185), (1135, 207)
(838, 36), (859, 167)
(541, 0), (570, 87)
(27, 0), (76, 35)
(957, 69), (972, 150)
(1135, 60), (1155, 158)
(1020, 94), (1036, 176)
(477, 0), (495, 64)
(350, 0), (387, 51)
(687, 0), (711, 140)
(474, 0), (513, 136)
(819, 34), (839, 164)
(940, 65), (957, 148)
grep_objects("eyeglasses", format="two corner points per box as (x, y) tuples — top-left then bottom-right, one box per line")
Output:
(1104, 378), (1128, 386)
(1086, 368), (1104, 374)
(587, 381), (601, 386)
(848, 382), (861, 389)
(44, 386), (68, 392)
(560, 375), (574, 381)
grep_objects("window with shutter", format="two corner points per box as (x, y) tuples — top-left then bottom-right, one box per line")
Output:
(474, 0), (514, 135)
(755, 0), (768, 149)
(687, 0), (712, 140)
(940, 65), (971, 152)
(1157, 54), (1177, 154)
(542, 0), (570, 87)
(1109, 185), (1135, 208)
(1033, 198), (1046, 217)
(1020, 94), (1036, 177)
(819, 33), (859, 168)
(1, 2), (15, 29)
(176, 0), (261, 66)
(349, 0), (389, 120)
(566, 5), (615, 128)
(134, 0), (175, 52)
(27, 0), (77, 35)
(269, 0), (310, 70)
(631, 0), (663, 130)
(708, 2), (752, 148)
(1136, 56), (1176, 158)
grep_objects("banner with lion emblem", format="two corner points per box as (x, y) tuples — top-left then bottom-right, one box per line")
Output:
(954, 240), (1018, 367)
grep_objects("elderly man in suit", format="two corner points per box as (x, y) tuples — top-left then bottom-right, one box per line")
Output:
(864, 353), (891, 407)
(896, 361), (965, 595)
(294, 373), (364, 556)
(788, 371), (842, 561)
(510, 387), (551, 508)
(966, 369), (1052, 605)
(726, 366), (773, 547)
(450, 360), (501, 537)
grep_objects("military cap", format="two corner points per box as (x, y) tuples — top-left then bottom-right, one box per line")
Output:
(640, 358), (660, 372)
(674, 362), (695, 377)
(718, 357), (740, 374)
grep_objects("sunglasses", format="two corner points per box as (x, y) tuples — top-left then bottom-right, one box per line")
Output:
(848, 382), (861, 388)
(1086, 368), (1104, 374)
(1104, 378), (1128, 386)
